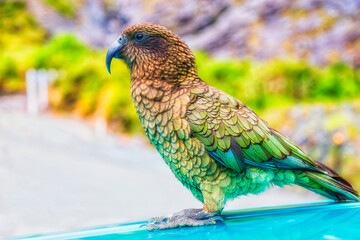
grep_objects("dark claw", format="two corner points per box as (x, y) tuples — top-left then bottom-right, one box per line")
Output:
(142, 217), (223, 230)
(141, 209), (223, 230)
(140, 215), (170, 229)
(139, 223), (148, 229)
(212, 216), (224, 223)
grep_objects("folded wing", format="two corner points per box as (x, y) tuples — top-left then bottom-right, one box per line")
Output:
(186, 86), (321, 174)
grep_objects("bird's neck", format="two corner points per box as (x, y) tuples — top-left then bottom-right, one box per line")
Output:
(130, 79), (167, 102)
(129, 54), (198, 84)
(130, 76), (207, 146)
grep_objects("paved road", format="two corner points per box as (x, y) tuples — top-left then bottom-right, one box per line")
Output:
(0, 97), (321, 238)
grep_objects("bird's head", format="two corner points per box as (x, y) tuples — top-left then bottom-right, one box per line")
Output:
(106, 23), (197, 81)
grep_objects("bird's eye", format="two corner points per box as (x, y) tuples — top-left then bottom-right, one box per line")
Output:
(134, 33), (146, 42)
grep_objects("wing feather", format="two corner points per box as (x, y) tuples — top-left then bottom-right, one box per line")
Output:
(187, 86), (322, 173)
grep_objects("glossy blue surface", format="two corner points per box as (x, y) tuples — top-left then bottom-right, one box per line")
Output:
(14, 201), (360, 240)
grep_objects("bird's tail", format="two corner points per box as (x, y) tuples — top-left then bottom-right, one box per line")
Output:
(296, 161), (359, 201)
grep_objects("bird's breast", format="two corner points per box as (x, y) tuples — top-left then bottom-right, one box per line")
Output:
(130, 80), (192, 144)
(130, 80), (243, 198)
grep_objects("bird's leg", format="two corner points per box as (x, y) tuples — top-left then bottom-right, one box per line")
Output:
(143, 208), (223, 230)
(143, 186), (225, 230)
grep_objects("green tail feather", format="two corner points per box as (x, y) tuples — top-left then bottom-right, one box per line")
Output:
(296, 161), (359, 201)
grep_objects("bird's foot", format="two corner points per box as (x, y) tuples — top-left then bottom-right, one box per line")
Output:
(142, 208), (223, 230)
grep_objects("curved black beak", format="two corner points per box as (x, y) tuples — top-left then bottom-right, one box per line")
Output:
(106, 40), (123, 74)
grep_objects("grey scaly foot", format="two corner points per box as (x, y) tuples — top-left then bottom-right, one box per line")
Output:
(142, 208), (223, 230)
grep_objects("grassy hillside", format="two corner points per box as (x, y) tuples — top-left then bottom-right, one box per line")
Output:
(0, 1), (359, 132)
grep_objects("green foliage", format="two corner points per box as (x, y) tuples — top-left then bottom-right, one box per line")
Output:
(1, 2), (360, 131)
(197, 53), (360, 110)
(40, 44), (360, 133)
(2, 29), (360, 130)
(32, 34), (89, 69)
(0, 1), (46, 93)
(41, 0), (77, 18)
(30, 35), (141, 132)
(0, 1), (46, 50)
(2, 26), (360, 131)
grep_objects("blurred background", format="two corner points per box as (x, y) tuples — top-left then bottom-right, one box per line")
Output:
(1, 0), (360, 238)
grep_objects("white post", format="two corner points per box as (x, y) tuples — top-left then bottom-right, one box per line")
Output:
(38, 70), (49, 111)
(26, 69), (39, 115)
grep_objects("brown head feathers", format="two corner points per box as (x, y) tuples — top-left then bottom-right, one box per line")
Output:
(119, 23), (197, 82)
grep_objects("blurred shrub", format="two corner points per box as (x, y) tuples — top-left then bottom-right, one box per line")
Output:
(0, 1), (46, 93)
(35, 40), (359, 133)
(260, 102), (360, 190)
(28, 34), (141, 133)
(197, 53), (360, 110)
(0, 1), (46, 50)
(2, 31), (360, 132)
(1, 1), (360, 133)
(41, 0), (77, 18)
(39, 42), (359, 133)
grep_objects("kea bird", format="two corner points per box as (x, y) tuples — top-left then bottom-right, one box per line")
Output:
(106, 23), (358, 230)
